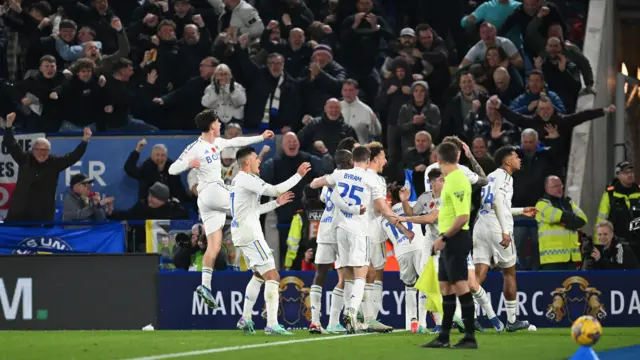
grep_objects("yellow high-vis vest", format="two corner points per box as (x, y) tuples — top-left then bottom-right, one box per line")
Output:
(535, 197), (587, 265)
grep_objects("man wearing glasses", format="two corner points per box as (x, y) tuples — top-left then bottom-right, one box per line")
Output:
(3, 112), (91, 223)
(535, 175), (588, 270)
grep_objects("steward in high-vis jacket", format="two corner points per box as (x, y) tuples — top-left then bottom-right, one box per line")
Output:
(535, 176), (587, 270)
(595, 161), (640, 259)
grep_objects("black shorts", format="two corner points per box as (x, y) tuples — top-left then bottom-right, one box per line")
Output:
(438, 230), (473, 284)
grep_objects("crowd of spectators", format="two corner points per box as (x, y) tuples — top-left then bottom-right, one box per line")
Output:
(4, 0), (637, 271)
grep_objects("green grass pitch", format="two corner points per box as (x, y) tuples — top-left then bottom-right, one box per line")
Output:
(0, 328), (638, 360)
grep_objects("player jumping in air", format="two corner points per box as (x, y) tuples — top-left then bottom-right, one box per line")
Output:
(473, 145), (537, 332)
(168, 110), (275, 309)
(231, 147), (311, 335)
(309, 149), (364, 334)
(311, 146), (412, 334)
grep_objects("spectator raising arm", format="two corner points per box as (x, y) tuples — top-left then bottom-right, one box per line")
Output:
(50, 127), (91, 172)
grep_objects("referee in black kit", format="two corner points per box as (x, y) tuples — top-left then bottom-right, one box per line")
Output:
(422, 142), (477, 349)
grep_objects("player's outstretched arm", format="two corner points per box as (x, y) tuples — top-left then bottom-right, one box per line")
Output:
(401, 210), (439, 225)
(374, 198), (414, 240)
(329, 186), (363, 215)
(219, 130), (274, 150)
(262, 162), (312, 196)
(310, 176), (329, 189)
(169, 144), (198, 175)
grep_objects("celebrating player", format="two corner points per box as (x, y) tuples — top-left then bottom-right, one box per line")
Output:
(363, 141), (393, 333)
(309, 149), (364, 334)
(382, 187), (428, 334)
(231, 147), (311, 335)
(310, 146), (408, 334)
(168, 110), (275, 309)
(423, 136), (489, 193)
(474, 145), (537, 332)
(421, 142), (477, 349)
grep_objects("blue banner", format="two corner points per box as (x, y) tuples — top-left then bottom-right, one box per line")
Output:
(158, 270), (640, 330)
(0, 223), (125, 254)
(48, 135), (275, 210)
(403, 169), (418, 201)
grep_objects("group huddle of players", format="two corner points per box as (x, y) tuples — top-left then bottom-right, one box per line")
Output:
(170, 110), (535, 344)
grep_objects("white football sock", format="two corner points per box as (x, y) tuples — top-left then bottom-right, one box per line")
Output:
(418, 291), (427, 327)
(328, 287), (344, 328)
(474, 299), (478, 319)
(405, 286), (417, 321)
(343, 280), (354, 305)
(310, 285), (322, 325)
(363, 283), (374, 322)
(372, 280), (383, 320)
(432, 311), (443, 326)
(506, 299), (517, 323)
(242, 276), (264, 319)
(201, 267), (213, 288)
(348, 277), (366, 315)
(473, 286), (496, 319)
(265, 280), (280, 327)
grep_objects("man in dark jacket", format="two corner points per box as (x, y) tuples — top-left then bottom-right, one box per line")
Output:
(396, 80), (440, 152)
(299, 44), (346, 117)
(3, 112), (90, 223)
(440, 72), (488, 144)
(398, 130), (432, 192)
(297, 98), (358, 156)
(61, 0), (119, 54)
(414, 24), (450, 108)
(233, 48), (301, 133)
(124, 139), (187, 202)
(260, 21), (313, 78)
(110, 182), (188, 221)
(586, 221), (640, 270)
(62, 173), (111, 222)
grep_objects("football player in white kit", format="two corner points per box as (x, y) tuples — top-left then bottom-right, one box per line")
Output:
(362, 142), (393, 333)
(382, 187), (428, 334)
(169, 110), (275, 309)
(309, 149), (364, 334)
(474, 145), (537, 332)
(310, 146), (410, 334)
(404, 141), (505, 333)
(231, 147), (311, 335)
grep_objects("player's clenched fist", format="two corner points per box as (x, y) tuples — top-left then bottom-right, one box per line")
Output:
(189, 159), (200, 168)
(276, 191), (295, 205)
(297, 162), (312, 176)
(261, 130), (275, 139)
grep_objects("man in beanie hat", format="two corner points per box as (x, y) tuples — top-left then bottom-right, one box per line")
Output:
(595, 161), (640, 258)
(396, 80), (441, 153)
(300, 43), (346, 118)
(110, 182), (188, 221)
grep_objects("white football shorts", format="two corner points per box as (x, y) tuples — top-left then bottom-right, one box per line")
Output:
(315, 242), (342, 268)
(198, 182), (231, 236)
(397, 249), (426, 286)
(239, 239), (276, 275)
(336, 227), (369, 268)
(472, 225), (517, 268)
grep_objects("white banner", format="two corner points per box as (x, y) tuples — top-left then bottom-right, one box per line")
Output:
(0, 133), (46, 218)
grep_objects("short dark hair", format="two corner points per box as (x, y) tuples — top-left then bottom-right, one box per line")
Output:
(390, 187), (402, 203)
(436, 142), (459, 165)
(39, 55), (56, 65)
(30, 1), (53, 16)
(365, 141), (384, 161)
(494, 145), (517, 167)
(236, 146), (256, 163)
(458, 71), (474, 83)
(336, 137), (358, 151)
(267, 52), (284, 64)
(529, 69), (545, 81)
(352, 146), (371, 163)
(334, 149), (353, 169)
(194, 109), (219, 132)
(112, 58), (133, 73)
(428, 168), (442, 181)
(71, 58), (96, 74)
(343, 78), (359, 89)
(59, 19), (77, 30)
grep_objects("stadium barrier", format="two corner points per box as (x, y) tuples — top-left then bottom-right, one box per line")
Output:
(0, 254), (159, 330)
(158, 270), (640, 330)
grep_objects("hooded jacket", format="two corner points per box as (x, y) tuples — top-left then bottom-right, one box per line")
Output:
(396, 81), (441, 152)
(377, 57), (413, 126)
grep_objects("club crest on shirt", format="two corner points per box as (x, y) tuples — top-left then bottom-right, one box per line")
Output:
(454, 191), (465, 201)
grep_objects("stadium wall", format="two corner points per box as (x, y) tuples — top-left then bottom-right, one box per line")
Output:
(566, 0), (616, 234)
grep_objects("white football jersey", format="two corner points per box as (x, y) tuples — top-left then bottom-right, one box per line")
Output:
(476, 168), (515, 233)
(367, 168), (387, 243)
(168, 135), (264, 193)
(412, 191), (442, 242)
(230, 171), (302, 246)
(423, 162), (479, 192)
(382, 203), (424, 258)
(326, 167), (384, 237)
